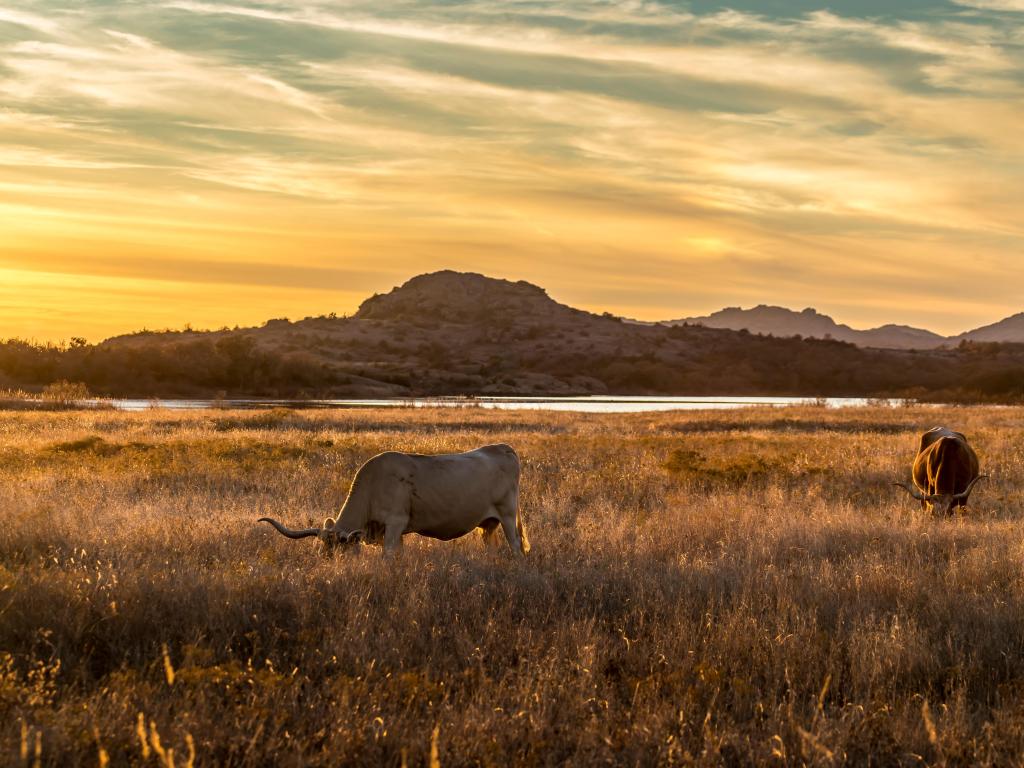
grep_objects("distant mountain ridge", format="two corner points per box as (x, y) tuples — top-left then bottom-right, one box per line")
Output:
(951, 312), (1024, 345)
(666, 304), (1024, 349)
(7, 270), (1019, 402)
(101, 272), (1024, 351)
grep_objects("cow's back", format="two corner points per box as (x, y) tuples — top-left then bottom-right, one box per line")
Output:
(402, 444), (519, 538)
(918, 435), (978, 496)
(407, 444), (518, 508)
(919, 426), (967, 455)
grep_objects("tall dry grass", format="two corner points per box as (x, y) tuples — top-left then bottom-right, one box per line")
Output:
(2, 405), (1024, 766)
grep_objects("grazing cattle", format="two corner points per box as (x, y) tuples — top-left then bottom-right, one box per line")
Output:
(260, 443), (529, 555)
(894, 427), (985, 515)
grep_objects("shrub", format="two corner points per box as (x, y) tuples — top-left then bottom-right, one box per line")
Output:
(41, 380), (90, 403)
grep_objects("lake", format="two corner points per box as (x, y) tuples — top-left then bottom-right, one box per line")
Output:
(104, 395), (886, 413)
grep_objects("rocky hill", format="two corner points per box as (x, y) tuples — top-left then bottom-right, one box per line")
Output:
(356, 271), (586, 325)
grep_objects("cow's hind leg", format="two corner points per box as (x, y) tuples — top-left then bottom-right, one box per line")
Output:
(496, 492), (528, 556)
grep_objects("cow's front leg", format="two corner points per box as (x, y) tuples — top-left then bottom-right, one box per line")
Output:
(383, 522), (405, 554)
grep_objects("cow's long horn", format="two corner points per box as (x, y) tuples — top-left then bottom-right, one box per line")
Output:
(893, 481), (925, 501)
(952, 475), (987, 502)
(259, 517), (321, 539)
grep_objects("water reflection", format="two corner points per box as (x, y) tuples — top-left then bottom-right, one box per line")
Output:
(105, 395), (881, 413)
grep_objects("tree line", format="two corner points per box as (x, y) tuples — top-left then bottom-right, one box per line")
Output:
(1, 332), (1023, 401)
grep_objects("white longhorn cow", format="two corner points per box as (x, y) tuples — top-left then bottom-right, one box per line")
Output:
(260, 443), (529, 555)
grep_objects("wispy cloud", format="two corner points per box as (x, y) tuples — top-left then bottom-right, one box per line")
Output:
(1, 0), (1022, 339)
(0, 7), (60, 34)
(952, 0), (1024, 10)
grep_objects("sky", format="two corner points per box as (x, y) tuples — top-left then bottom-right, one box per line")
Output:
(1, 0), (1023, 341)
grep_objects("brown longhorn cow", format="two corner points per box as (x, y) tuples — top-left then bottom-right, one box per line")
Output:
(895, 427), (985, 515)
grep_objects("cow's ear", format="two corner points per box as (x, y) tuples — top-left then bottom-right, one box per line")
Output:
(346, 530), (364, 545)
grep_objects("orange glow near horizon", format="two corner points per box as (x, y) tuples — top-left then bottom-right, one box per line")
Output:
(2, 1), (1023, 341)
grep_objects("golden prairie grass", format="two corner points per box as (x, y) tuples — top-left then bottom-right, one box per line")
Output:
(1, 405), (1024, 766)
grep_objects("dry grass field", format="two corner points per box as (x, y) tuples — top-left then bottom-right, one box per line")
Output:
(2, 404), (1024, 766)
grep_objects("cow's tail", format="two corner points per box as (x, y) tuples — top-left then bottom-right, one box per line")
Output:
(517, 513), (531, 555)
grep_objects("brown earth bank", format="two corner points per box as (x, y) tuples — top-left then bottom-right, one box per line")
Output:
(3, 271), (1024, 401)
(2, 405), (1024, 765)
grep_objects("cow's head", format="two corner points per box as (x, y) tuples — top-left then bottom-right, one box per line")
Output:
(894, 475), (986, 515)
(259, 516), (364, 555)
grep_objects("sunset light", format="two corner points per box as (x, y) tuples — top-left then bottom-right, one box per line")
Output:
(2, 1), (1023, 340)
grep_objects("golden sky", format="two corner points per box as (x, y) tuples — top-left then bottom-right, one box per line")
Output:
(1, 0), (1023, 341)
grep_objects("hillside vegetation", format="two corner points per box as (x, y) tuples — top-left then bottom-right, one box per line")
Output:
(2, 405), (1024, 765)
(4, 273), (1024, 401)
